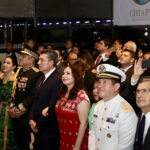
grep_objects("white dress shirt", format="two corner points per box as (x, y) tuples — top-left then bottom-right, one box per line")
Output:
(121, 65), (133, 73)
(44, 68), (56, 82)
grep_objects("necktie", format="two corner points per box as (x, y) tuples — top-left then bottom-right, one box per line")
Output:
(96, 55), (102, 66)
(40, 75), (45, 87)
(137, 115), (145, 150)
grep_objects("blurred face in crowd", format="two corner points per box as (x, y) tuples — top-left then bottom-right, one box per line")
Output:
(136, 81), (150, 113)
(93, 81), (99, 101)
(97, 78), (120, 101)
(94, 42), (98, 50)
(46, 45), (53, 50)
(72, 46), (80, 54)
(19, 53), (34, 68)
(97, 40), (107, 53)
(68, 52), (78, 65)
(81, 58), (87, 66)
(37, 46), (44, 55)
(119, 51), (134, 67)
(105, 47), (113, 58)
(27, 40), (35, 49)
(2, 57), (16, 73)
(143, 53), (150, 60)
(38, 54), (53, 74)
(113, 40), (122, 51)
(137, 49), (143, 58)
(54, 50), (62, 62)
(123, 42), (131, 50)
(6, 42), (13, 52)
(62, 66), (74, 88)
(65, 40), (73, 50)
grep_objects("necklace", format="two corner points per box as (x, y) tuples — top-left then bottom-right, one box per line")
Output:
(3, 71), (15, 84)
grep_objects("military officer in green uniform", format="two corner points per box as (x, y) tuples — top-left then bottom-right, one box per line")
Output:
(8, 47), (42, 150)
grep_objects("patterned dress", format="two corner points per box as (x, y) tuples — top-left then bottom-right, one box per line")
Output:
(55, 90), (89, 150)
(0, 75), (18, 150)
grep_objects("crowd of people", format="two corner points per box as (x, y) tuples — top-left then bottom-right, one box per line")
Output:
(0, 38), (150, 150)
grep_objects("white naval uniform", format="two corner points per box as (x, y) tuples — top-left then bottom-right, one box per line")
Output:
(88, 94), (138, 150)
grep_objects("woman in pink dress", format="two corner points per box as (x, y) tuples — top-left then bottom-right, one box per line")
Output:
(55, 65), (90, 150)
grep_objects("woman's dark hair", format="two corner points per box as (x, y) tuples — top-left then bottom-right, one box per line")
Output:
(58, 65), (84, 100)
(80, 52), (96, 68)
(5, 55), (18, 68)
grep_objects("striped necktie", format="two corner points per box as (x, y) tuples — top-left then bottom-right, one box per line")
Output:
(96, 55), (102, 66)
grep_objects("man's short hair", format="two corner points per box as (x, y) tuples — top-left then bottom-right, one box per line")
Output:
(102, 39), (111, 48)
(138, 76), (150, 85)
(122, 49), (136, 60)
(117, 39), (123, 45)
(68, 51), (78, 58)
(41, 49), (58, 66)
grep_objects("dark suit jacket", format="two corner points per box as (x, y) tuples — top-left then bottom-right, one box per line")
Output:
(134, 112), (150, 150)
(95, 52), (120, 67)
(120, 67), (135, 101)
(106, 52), (121, 67)
(56, 61), (65, 75)
(31, 69), (62, 132)
(119, 66), (140, 113)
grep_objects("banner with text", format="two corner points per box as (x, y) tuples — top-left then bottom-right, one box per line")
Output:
(114, 0), (150, 25)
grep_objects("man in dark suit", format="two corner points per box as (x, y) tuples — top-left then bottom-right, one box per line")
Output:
(62, 39), (73, 62)
(54, 49), (65, 75)
(29, 49), (62, 150)
(119, 49), (138, 111)
(94, 39), (111, 67)
(134, 76), (150, 150)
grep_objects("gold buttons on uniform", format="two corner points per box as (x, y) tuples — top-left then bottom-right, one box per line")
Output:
(99, 128), (101, 131)
(107, 133), (111, 138)
(97, 138), (100, 142)
(104, 107), (107, 111)
(107, 126), (109, 129)
(102, 117), (104, 120)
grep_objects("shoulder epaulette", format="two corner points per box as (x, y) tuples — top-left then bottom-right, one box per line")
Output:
(18, 66), (23, 69)
(120, 101), (133, 113)
(0, 73), (4, 79)
(32, 67), (39, 72)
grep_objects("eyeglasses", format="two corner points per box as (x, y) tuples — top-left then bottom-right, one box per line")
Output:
(136, 89), (150, 95)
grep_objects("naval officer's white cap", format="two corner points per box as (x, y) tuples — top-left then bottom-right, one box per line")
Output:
(96, 64), (126, 82)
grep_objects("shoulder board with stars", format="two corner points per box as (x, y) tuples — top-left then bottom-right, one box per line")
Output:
(120, 101), (133, 113)
(32, 67), (39, 72)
